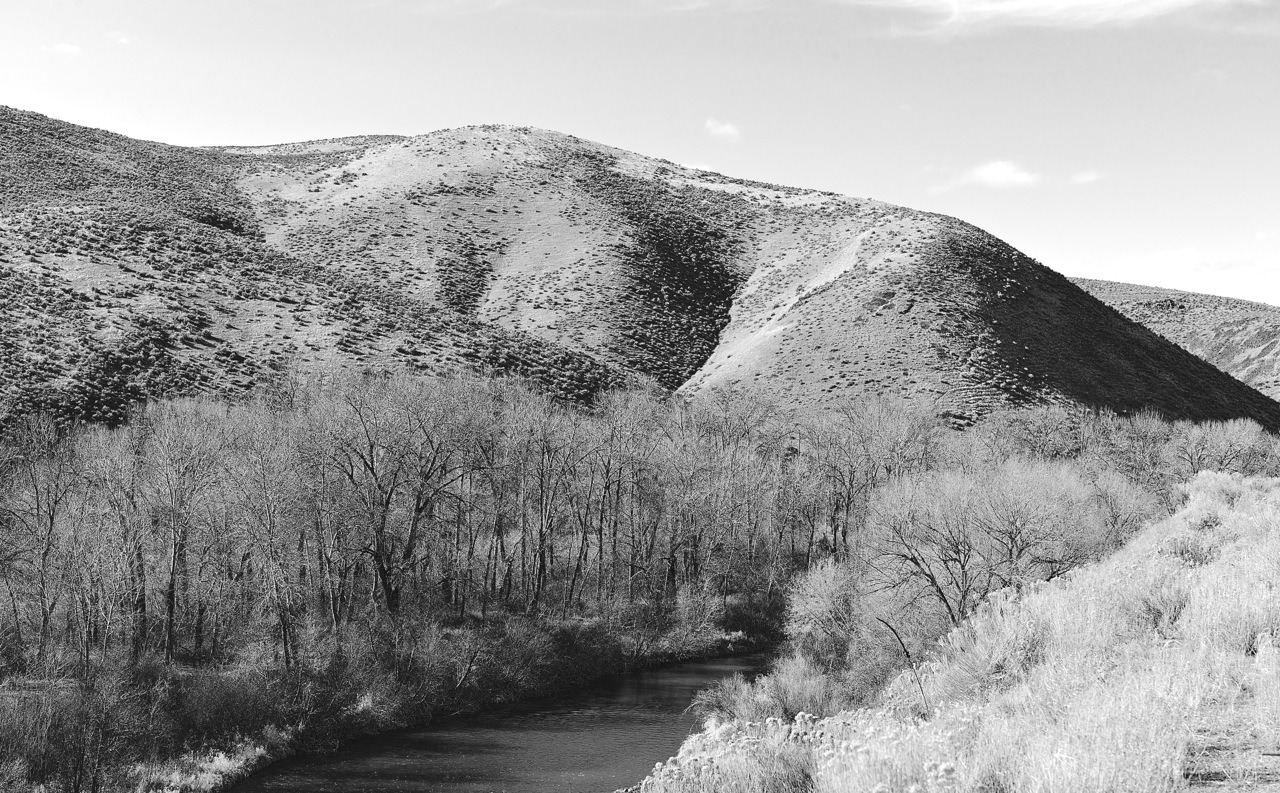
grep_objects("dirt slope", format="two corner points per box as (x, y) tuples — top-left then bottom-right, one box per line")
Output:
(1075, 278), (1280, 403)
(3, 106), (1279, 429)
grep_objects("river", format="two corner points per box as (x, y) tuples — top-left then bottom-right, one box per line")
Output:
(232, 652), (770, 793)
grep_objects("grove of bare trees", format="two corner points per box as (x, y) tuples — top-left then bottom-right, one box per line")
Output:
(3, 373), (1278, 791)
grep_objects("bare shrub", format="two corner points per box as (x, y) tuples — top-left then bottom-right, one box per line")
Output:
(690, 673), (760, 724)
(784, 559), (862, 668)
(1163, 532), (1218, 567)
(871, 460), (1109, 626)
(1137, 571), (1189, 639)
(759, 655), (850, 719)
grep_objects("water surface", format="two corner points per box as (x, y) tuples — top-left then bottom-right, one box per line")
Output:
(233, 652), (769, 793)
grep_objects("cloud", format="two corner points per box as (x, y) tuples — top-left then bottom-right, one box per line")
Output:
(705, 118), (741, 141)
(46, 43), (83, 55)
(1069, 170), (1104, 184)
(825, 0), (1263, 30)
(933, 160), (1040, 191)
(106, 31), (131, 45)
(968, 160), (1039, 186)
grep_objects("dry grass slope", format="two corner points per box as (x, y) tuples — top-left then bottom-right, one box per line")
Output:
(638, 471), (1280, 793)
(4, 105), (1280, 429)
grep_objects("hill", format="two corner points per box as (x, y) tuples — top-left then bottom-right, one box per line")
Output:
(3, 105), (1280, 429)
(1074, 278), (1280, 402)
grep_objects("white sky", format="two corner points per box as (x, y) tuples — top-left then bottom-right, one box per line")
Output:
(3, 0), (1278, 303)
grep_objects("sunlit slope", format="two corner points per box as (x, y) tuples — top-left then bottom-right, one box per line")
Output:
(681, 208), (1280, 426)
(4, 105), (1280, 429)
(232, 124), (1280, 426)
(1076, 278), (1280, 402)
(230, 127), (756, 392)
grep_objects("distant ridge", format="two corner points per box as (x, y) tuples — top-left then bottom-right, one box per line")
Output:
(3, 105), (1279, 429)
(1074, 278), (1280, 402)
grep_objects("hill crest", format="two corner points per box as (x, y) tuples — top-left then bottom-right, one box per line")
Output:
(3, 105), (1279, 429)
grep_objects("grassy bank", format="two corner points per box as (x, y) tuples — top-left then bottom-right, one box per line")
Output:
(637, 471), (1280, 792)
(2, 610), (771, 793)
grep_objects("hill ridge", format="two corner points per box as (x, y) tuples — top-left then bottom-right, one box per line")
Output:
(3, 105), (1279, 429)
(1074, 277), (1280, 401)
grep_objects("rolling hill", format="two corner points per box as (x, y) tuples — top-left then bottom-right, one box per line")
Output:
(1074, 278), (1280, 403)
(3, 105), (1279, 429)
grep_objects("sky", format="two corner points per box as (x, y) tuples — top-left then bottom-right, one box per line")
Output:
(2, 0), (1278, 303)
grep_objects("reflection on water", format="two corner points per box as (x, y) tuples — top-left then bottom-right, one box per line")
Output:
(233, 653), (770, 793)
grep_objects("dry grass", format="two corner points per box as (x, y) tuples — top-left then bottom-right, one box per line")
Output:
(130, 736), (275, 793)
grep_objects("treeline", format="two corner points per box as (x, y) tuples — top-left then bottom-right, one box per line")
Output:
(2, 374), (802, 677)
(693, 404), (1280, 732)
(3, 373), (1280, 791)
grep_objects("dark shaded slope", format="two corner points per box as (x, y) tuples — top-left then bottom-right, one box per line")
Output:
(925, 219), (1280, 429)
(558, 148), (750, 388)
(686, 203), (1280, 431)
(1074, 278), (1280, 402)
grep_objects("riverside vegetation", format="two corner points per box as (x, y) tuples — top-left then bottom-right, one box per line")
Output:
(2, 373), (1279, 792)
(644, 470), (1280, 792)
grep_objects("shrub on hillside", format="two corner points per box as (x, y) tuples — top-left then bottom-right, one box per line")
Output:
(871, 459), (1117, 626)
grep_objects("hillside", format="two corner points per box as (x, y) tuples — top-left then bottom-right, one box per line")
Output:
(636, 471), (1280, 792)
(1075, 278), (1280, 402)
(3, 105), (1280, 429)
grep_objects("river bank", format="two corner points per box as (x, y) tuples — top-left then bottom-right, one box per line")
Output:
(232, 652), (773, 793)
(631, 473), (1280, 793)
(129, 620), (773, 793)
